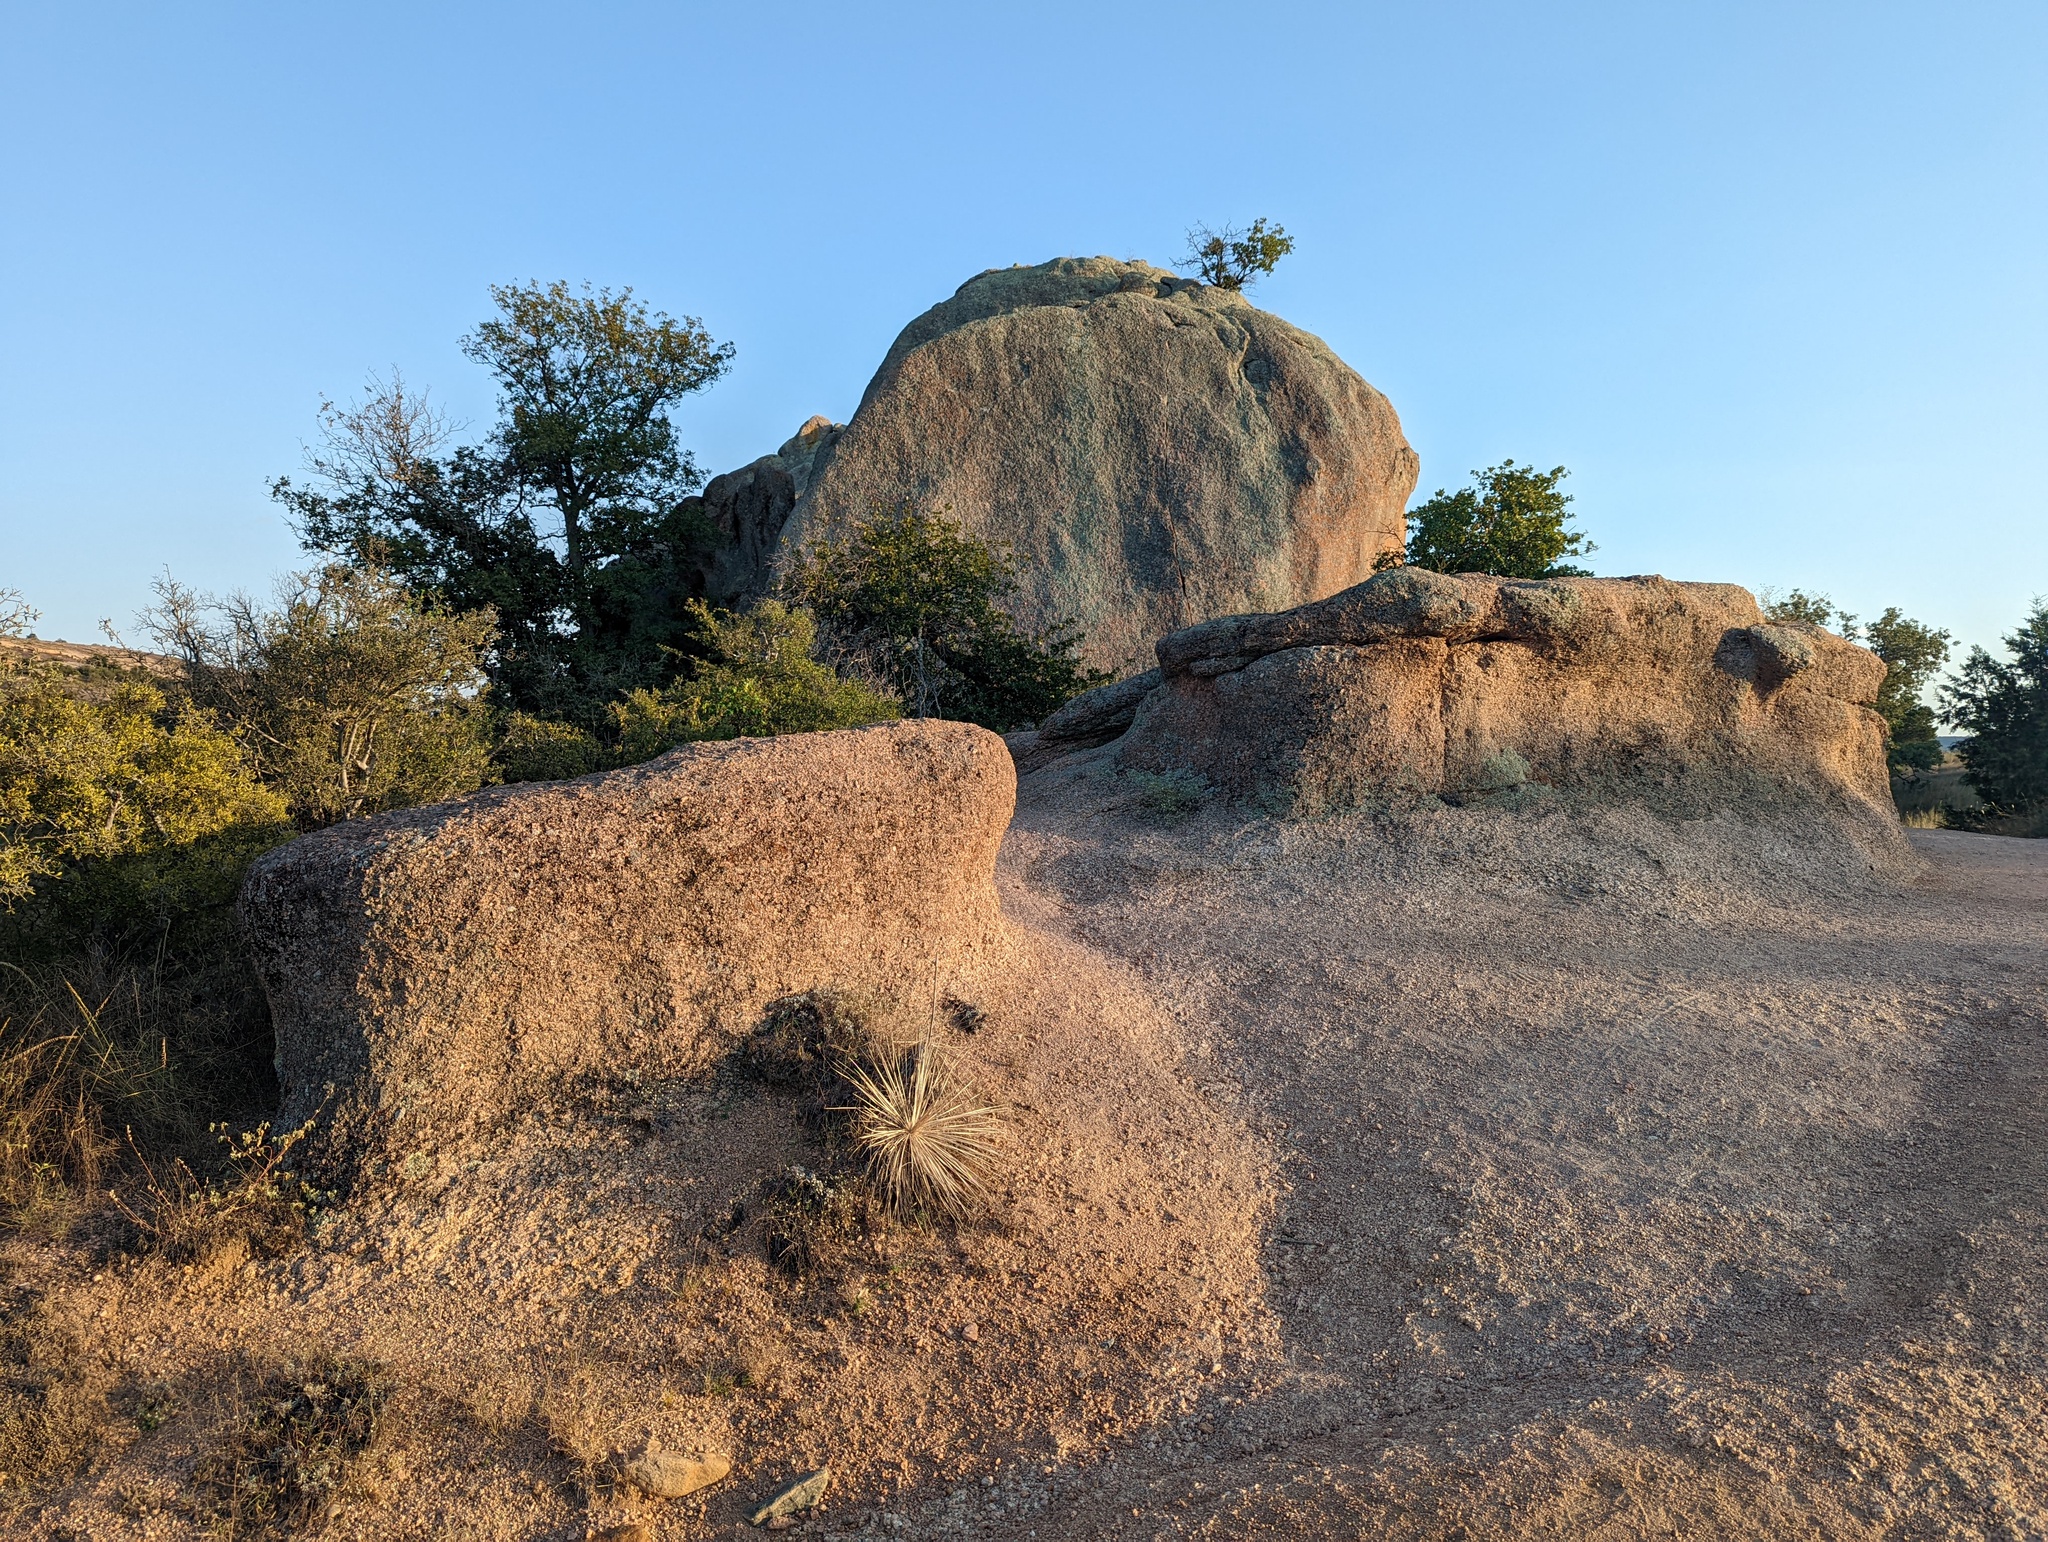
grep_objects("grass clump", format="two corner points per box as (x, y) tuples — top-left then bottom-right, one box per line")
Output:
(840, 1041), (999, 1219)
(1124, 768), (1208, 824)
(195, 1355), (388, 1538)
(113, 1119), (330, 1266)
(0, 957), (276, 1230)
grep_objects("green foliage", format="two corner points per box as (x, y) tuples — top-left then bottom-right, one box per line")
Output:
(784, 505), (1109, 730)
(0, 649), (286, 911)
(1385, 461), (1595, 579)
(608, 601), (899, 762)
(145, 566), (496, 829)
(1864, 608), (1953, 775)
(494, 711), (606, 784)
(1941, 598), (2048, 826)
(277, 281), (735, 718)
(1179, 218), (1294, 291)
(1124, 769), (1209, 824)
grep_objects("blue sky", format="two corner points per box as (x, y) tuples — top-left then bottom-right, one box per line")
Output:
(2, 2), (2042, 678)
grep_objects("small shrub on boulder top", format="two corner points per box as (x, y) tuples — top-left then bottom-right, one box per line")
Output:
(1382, 461), (1594, 579)
(785, 504), (1108, 731)
(608, 601), (899, 763)
(1178, 217), (1294, 291)
(1942, 597), (2048, 829)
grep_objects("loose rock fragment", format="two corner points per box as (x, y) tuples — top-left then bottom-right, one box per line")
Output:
(625, 1447), (732, 1498)
(751, 1467), (831, 1525)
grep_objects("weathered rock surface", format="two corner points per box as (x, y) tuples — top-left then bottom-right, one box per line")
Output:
(774, 257), (1419, 673)
(241, 721), (1014, 1145)
(682, 414), (843, 604)
(1104, 568), (1900, 845)
(626, 1448), (731, 1499)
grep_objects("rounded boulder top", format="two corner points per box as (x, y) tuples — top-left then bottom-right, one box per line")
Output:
(779, 256), (1420, 675)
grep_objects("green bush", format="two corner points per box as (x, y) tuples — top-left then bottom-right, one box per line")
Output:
(145, 565), (497, 828)
(0, 657), (286, 909)
(494, 712), (606, 784)
(783, 504), (1108, 730)
(1384, 462), (1594, 579)
(609, 600), (899, 763)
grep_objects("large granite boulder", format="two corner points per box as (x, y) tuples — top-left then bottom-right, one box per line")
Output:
(240, 721), (1014, 1147)
(773, 257), (1419, 673)
(1058, 568), (1899, 847)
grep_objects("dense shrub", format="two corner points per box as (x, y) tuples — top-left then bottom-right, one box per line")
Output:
(0, 655), (285, 909)
(0, 629), (289, 1220)
(145, 565), (496, 828)
(1383, 461), (1594, 579)
(494, 711), (607, 784)
(784, 504), (1108, 730)
(609, 600), (899, 762)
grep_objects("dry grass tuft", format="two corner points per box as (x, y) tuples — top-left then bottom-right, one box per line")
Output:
(194, 1353), (388, 1538)
(840, 1041), (999, 1217)
(111, 1118), (328, 1265)
(1900, 807), (1947, 829)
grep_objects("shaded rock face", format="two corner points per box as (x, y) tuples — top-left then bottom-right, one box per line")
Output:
(240, 721), (1014, 1146)
(776, 257), (1419, 673)
(1102, 569), (1900, 846)
(681, 415), (843, 604)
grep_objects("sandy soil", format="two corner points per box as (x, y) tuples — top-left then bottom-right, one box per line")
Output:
(8, 766), (2044, 1540)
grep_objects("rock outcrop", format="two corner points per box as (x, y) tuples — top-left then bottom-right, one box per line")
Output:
(240, 721), (1014, 1145)
(1042, 568), (1898, 844)
(770, 257), (1418, 672)
(681, 415), (842, 604)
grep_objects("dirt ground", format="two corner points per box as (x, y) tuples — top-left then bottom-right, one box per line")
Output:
(7, 758), (2044, 1539)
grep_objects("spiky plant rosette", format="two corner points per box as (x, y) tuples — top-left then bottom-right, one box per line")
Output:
(838, 1040), (999, 1217)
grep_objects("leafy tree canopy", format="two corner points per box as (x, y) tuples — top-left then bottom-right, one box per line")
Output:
(276, 281), (733, 720)
(1179, 218), (1294, 291)
(1941, 598), (2048, 822)
(1386, 461), (1594, 579)
(783, 506), (1110, 731)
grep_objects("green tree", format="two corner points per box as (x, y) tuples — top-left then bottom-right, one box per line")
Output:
(784, 506), (1109, 730)
(1385, 461), (1594, 578)
(1863, 608), (1952, 775)
(1941, 599), (2048, 824)
(278, 281), (734, 718)
(1179, 218), (1294, 291)
(144, 566), (497, 828)
(608, 601), (900, 763)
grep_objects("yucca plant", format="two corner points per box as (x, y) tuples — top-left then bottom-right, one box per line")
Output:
(839, 1041), (998, 1218)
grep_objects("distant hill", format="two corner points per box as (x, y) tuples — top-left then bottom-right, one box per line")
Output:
(0, 634), (184, 676)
